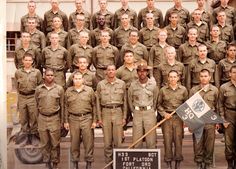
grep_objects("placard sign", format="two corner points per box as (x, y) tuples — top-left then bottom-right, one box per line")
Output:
(113, 149), (161, 169)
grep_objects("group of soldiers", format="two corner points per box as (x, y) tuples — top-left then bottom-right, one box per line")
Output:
(13, 0), (236, 169)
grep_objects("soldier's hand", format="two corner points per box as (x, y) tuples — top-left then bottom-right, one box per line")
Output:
(122, 119), (126, 126)
(91, 122), (97, 129)
(223, 122), (230, 128)
(164, 113), (172, 119)
(98, 120), (103, 127)
(64, 123), (70, 130)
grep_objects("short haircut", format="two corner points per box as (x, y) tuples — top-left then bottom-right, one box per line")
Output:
(168, 70), (179, 77)
(200, 68), (210, 75)
(230, 65), (236, 72)
(227, 43), (236, 50)
(23, 53), (33, 59)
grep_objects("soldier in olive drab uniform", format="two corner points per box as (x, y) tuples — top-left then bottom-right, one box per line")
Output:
(120, 30), (149, 64)
(187, 44), (219, 90)
(14, 32), (41, 70)
(212, 0), (236, 27)
(35, 69), (64, 169)
(219, 65), (236, 169)
(164, 0), (190, 28)
(91, 0), (114, 29)
(15, 53), (42, 145)
(90, 14), (114, 47)
(128, 60), (158, 148)
(68, 0), (92, 30)
(96, 65), (127, 168)
(156, 46), (185, 89)
(68, 31), (93, 72)
(187, 9), (209, 43)
(139, 13), (159, 51)
(165, 12), (186, 50)
(113, 13), (138, 49)
(64, 72), (96, 169)
(205, 25), (227, 64)
(113, 0), (138, 29)
(218, 44), (236, 85)
(137, 0), (164, 30)
(92, 31), (119, 83)
(67, 14), (91, 49)
(47, 16), (68, 49)
(189, 69), (219, 169)
(66, 57), (96, 90)
(44, 0), (68, 35)
(157, 70), (188, 169)
(20, 0), (44, 32)
(42, 32), (69, 88)
(216, 11), (234, 44)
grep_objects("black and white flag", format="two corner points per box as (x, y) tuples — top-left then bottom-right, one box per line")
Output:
(176, 92), (223, 141)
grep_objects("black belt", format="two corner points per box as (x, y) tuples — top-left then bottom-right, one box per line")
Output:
(40, 112), (58, 117)
(226, 107), (236, 111)
(70, 112), (91, 117)
(97, 67), (107, 70)
(19, 91), (35, 96)
(103, 105), (121, 109)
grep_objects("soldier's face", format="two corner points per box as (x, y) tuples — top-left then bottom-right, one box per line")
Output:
(50, 34), (59, 45)
(188, 29), (198, 41)
(158, 31), (167, 42)
(193, 10), (202, 21)
(78, 58), (88, 70)
(197, 0), (205, 7)
(106, 65), (116, 78)
(27, 19), (37, 30)
(44, 71), (54, 83)
(173, 0), (182, 6)
(21, 33), (31, 43)
(137, 69), (148, 80)
(147, 0), (154, 8)
(229, 68), (236, 81)
(51, 0), (59, 9)
(97, 16), (106, 26)
(227, 46), (236, 57)
(168, 72), (179, 85)
(121, 0), (129, 6)
(199, 72), (211, 85)
(198, 46), (207, 59)
(22, 56), (33, 68)
(79, 34), (89, 45)
(76, 16), (85, 27)
(100, 32), (110, 43)
(129, 32), (139, 44)
(217, 12), (226, 22)
(169, 14), (178, 24)
(28, 2), (36, 13)
(124, 52), (134, 64)
(53, 18), (62, 29)
(220, 0), (229, 6)
(210, 27), (220, 37)
(121, 15), (129, 26)
(146, 15), (154, 25)
(99, 0), (107, 10)
(75, 0), (83, 10)
(166, 48), (176, 60)
(73, 74), (84, 86)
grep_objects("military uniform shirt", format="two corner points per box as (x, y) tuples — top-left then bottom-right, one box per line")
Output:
(90, 27), (114, 47)
(178, 41), (199, 65)
(67, 28), (91, 48)
(47, 30), (68, 48)
(29, 29), (46, 51)
(187, 21), (209, 43)
(212, 5), (236, 26)
(218, 58), (236, 83)
(21, 14), (44, 32)
(91, 10), (114, 29)
(139, 26), (159, 50)
(149, 43), (169, 67)
(217, 23), (234, 43)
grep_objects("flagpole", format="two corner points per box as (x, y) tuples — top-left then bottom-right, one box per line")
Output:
(102, 111), (176, 169)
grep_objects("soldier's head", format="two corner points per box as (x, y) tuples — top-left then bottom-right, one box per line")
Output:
(168, 70), (179, 85)
(27, 17), (37, 31)
(106, 65), (116, 79)
(197, 44), (208, 59)
(129, 30), (139, 45)
(79, 31), (89, 45)
(49, 32), (59, 45)
(97, 14), (106, 27)
(146, 0), (155, 9)
(192, 9), (202, 22)
(50, 0), (60, 10)
(123, 50), (135, 64)
(210, 25), (221, 38)
(22, 53), (34, 68)
(165, 46), (176, 60)
(217, 11), (226, 23)
(137, 59), (151, 82)
(75, 0), (83, 10)
(76, 14), (85, 27)
(100, 31), (110, 44)
(196, 0), (205, 8)
(173, 0), (182, 7)
(73, 72), (84, 87)
(229, 65), (236, 81)
(77, 57), (89, 71)
(199, 69), (211, 85)
(187, 28), (198, 41)
(169, 12), (179, 24)
(157, 29), (167, 42)
(44, 68), (54, 84)
(226, 44), (236, 58)
(21, 32), (31, 44)
(27, 0), (36, 14)
(121, 13), (130, 27)
(146, 13), (154, 26)
(52, 16), (62, 30)
(121, 0), (129, 7)
(220, 0), (229, 6)
(99, 0), (107, 11)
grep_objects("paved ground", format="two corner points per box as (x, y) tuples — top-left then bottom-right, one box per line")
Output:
(7, 128), (228, 169)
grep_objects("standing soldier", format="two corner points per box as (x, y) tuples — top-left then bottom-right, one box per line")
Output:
(189, 69), (219, 169)
(93, 31), (119, 83)
(14, 32), (40, 69)
(219, 65), (236, 169)
(35, 68), (64, 169)
(91, 0), (114, 29)
(44, 0), (68, 34)
(15, 53), (42, 145)
(187, 44), (219, 90)
(113, 0), (138, 29)
(156, 46), (185, 89)
(165, 12), (186, 50)
(157, 70), (188, 169)
(42, 32), (69, 88)
(96, 65), (127, 169)
(64, 72), (96, 169)
(128, 60), (158, 148)
(47, 16), (68, 49)
(139, 13), (159, 51)
(137, 0), (164, 30)
(218, 44), (236, 85)
(164, 0), (190, 28)
(20, 0), (44, 32)
(68, 0), (92, 30)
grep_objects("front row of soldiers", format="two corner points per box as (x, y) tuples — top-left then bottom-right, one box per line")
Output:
(15, 48), (236, 169)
